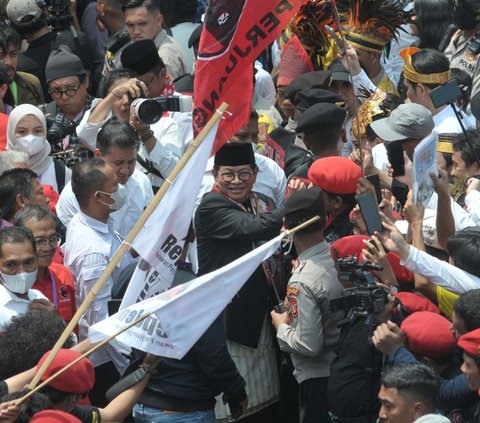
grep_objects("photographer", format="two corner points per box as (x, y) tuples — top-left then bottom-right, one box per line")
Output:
(40, 46), (96, 166)
(6, 0), (96, 101)
(78, 39), (182, 190)
(271, 187), (345, 423)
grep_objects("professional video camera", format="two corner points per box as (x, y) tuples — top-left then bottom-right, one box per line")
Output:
(132, 95), (193, 125)
(46, 116), (89, 166)
(45, 0), (72, 31)
(329, 256), (389, 316)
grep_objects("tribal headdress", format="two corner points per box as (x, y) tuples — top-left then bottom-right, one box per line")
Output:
(339, 0), (412, 54)
(278, 0), (339, 71)
(351, 89), (390, 141)
(400, 47), (451, 85)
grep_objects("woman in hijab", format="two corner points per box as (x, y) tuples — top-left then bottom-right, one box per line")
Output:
(6, 104), (70, 193)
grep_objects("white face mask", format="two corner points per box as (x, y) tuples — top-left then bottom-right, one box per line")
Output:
(15, 135), (46, 156)
(1, 271), (37, 294)
(98, 184), (128, 211)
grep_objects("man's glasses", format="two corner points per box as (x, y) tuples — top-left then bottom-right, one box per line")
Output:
(219, 171), (254, 183)
(49, 85), (82, 99)
(34, 234), (62, 249)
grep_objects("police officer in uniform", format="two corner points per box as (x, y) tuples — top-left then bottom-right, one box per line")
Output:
(445, 0), (480, 98)
(271, 187), (345, 423)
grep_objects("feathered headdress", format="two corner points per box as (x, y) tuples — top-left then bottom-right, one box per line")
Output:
(279, 0), (339, 70)
(339, 0), (412, 53)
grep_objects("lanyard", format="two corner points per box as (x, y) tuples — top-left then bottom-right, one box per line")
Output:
(10, 81), (18, 105)
(49, 271), (58, 306)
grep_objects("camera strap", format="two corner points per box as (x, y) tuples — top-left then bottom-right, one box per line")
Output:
(136, 154), (165, 180)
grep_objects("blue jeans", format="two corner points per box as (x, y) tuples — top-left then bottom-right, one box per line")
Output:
(133, 403), (216, 423)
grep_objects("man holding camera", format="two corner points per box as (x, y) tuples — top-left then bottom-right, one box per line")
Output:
(6, 0), (95, 101)
(271, 187), (345, 423)
(40, 45), (95, 162)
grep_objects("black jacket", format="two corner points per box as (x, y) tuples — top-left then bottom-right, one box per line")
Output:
(195, 191), (284, 347)
(138, 315), (246, 412)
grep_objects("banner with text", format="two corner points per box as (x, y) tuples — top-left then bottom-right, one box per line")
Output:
(120, 120), (220, 309)
(193, 0), (308, 152)
(90, 234), (284, 359)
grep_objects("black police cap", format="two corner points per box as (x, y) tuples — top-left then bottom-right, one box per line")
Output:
(284, 186), (325, 220)
(295, 88), (345, 113)
(284, 71), (332, 102)
(296, 103), (347, 133)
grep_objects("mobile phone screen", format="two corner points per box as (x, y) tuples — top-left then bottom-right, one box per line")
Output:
(357, 192), (383, 235)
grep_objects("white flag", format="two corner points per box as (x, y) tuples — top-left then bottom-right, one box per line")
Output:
(121, 120), (220, 309)
(89, 233), (283, 359)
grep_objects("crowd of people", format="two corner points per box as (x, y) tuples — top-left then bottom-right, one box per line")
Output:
(0, 0), (480, 422)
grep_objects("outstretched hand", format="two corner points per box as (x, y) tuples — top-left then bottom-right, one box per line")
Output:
(374, 212), (410, 260)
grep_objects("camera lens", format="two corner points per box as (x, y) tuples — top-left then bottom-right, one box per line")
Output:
(133, 99), (162, 125)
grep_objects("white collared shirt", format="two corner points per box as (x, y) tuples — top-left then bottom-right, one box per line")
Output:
(56, 169), (153, 238)
(0, 285), (47, 329)
(64, 210), (134, 372)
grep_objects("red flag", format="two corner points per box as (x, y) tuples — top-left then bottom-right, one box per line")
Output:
(193, 0), (308, 153)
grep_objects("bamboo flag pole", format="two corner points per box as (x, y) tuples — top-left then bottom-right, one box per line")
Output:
(29, 102), (229, 389)
(21, 213), (322, 400)
(18, 312), (153, 404)
(283, 215), (321, 237)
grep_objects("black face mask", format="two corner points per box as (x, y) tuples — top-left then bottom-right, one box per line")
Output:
(454, 5), (479, 30)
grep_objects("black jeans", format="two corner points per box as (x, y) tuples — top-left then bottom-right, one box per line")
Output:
(298, 377), (330, 423)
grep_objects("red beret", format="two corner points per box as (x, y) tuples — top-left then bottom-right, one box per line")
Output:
(395, 291), (440, 314)
(458, 328), (480, 357)
(30, 410), (82, 423)
(401, 311), (456, 358)
(36, 349), (94, 394)
(308, 157), (362, 194)
(331, 235), (370, 261)
(386, 252), (414, 287)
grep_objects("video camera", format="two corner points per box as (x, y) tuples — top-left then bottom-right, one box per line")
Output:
(132, 95), (193, 125)
(46, 115), (89, 166)
(329, 257), (389, 316)
(40, 0), (72, 31)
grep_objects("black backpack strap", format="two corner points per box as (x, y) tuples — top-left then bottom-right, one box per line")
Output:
(53, 159), (66, 193)
(136, 154), (165, 180)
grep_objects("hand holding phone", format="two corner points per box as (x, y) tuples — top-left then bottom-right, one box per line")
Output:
(357, 192), (383, 235)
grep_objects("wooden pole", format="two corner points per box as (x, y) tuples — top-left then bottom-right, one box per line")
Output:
(29, 103), (229, 389)
(283, 215), (321, 237)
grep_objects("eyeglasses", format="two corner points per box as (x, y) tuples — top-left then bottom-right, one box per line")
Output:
(143, 74), (157, 88)
(34, 234), (61, 249)
(49, 85), (82, 99)
(219, 171), (254, 183)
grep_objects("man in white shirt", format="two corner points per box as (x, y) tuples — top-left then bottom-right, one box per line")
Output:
(64, 158), (135, 406)
(58, 119), (153, 237)
(0, 226), (53, 328)
(123, 0), (187, 80)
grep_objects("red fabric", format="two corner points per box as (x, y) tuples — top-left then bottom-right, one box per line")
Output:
(395, 291), (440, 314)
(330, 234), (370, 260)
(401, 311), (456, 358)
(42, 184), (59, 214)
(193, 0), (308, 153)
(277, 35), (314, 86)
(0, 112), (8, 151)
(30, 410), (81, 423)
(459, 328), (480, 357)
(33, 263), (76, 323)
(36, 349), (95, 393)
(308, 157), (362, 194)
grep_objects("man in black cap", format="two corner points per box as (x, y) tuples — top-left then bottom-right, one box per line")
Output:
(6, 0), (95, 100)
(289, 102), (347, 179)
(328, 59), (358, 157)
(271, 187), (345, 423)
(195, 143), (284, 422)
(264, 72), (333, 177)
(43, 46), (93, 124)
